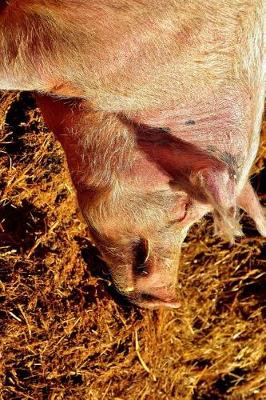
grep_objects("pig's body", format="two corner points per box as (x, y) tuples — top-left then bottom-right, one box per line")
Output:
(0, 0), (265, 307)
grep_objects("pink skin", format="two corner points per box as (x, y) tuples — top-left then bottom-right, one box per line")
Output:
(0, 1), (265, 307)
(35, 94), (265, 309)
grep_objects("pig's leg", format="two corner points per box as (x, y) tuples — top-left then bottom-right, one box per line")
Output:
(238, 181), (266, 236)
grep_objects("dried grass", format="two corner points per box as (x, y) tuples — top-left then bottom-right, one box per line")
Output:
(0, 91), (265, 400)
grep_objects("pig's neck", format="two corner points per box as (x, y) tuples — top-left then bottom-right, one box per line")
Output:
(65, 132), (171, 194)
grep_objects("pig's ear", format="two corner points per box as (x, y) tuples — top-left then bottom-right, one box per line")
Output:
(137, 130), (242, 241)
(189, 166), (243, 241)
(237, 181), (266, 236)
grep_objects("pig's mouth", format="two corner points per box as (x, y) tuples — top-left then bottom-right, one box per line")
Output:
(121, 290), (180, 309)
(108, 283), (181, 309)
(135, 293), (181, 309)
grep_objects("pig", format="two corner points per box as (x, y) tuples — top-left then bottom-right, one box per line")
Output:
(0, 0), (265, 308)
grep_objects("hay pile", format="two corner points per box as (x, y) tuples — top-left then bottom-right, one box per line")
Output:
(0, 92), (265, 400)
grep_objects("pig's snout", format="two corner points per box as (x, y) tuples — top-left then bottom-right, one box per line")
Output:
(118, 254), (180, 309)
(131, 274), (180, 309)
(86, 216), (184, 309)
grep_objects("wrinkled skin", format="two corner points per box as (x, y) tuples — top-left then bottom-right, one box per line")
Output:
(0, 0), (266, 308)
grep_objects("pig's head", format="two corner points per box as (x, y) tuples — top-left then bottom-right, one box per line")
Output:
(79, 186), (208, 308)
(36, 97), (265, 309)
(78, 125), (242, 309)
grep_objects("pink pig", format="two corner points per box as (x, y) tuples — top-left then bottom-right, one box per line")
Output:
(0, 0), (265, 308)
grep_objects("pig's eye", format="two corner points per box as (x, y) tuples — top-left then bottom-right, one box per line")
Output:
(169, 201), (190, 226)
(133, 238), (150, 276)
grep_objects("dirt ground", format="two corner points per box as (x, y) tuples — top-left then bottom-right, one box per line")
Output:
(0, 91), (265, 400)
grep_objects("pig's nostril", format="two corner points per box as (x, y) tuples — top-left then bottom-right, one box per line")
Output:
(133, 238), (149, 263)
(133, 238), (151, 277)
(135, 264), (149, 276)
